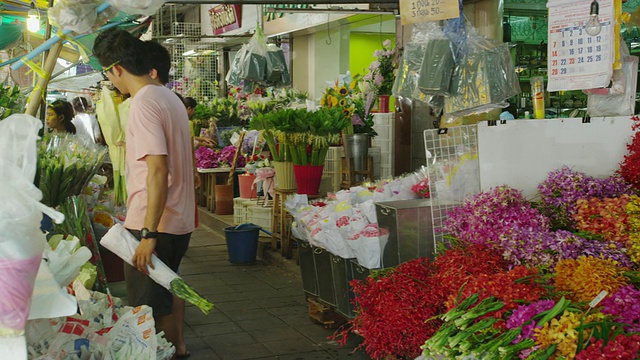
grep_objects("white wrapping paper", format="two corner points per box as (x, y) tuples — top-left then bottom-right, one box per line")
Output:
(100, 224), (178, 290)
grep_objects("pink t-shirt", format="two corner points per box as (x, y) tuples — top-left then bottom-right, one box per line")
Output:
(123, 84), (195, 235)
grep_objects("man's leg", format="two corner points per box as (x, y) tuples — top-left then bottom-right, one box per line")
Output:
(154, 297), (186, 357)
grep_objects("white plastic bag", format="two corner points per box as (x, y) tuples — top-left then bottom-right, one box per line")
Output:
(0, 115), (63, 336)
(48, 0), (100, 34)
(106, 0), (166, 16)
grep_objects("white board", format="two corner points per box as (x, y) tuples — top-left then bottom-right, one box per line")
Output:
(477, 117), (635, 198)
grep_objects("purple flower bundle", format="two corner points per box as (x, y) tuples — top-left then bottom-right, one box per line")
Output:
(600, 284), (640, 332)
(195, 146), (217, 169)
(217, 145), (245, 168)
(537, 166), (633, 229)
(506, 299), (555, 343)
(498, 228), (632, 269)
(442, 186), (549, 248)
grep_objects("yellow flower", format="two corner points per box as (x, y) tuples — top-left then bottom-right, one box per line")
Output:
(341, 108), (352, 118)
(554, 256), (628, 303)
(534, 310), (603, 359)
(349, 80), (357, 89)
(338, 98), (347, 107)
(328, 95), (338, 107)
(337, 86), (349, 96)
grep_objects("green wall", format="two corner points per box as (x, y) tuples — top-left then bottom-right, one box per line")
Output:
(349, 33), (395, 78)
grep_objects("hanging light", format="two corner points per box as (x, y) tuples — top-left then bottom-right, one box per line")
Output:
(585, 0), (602, 36)
(27, 1), (39, 33)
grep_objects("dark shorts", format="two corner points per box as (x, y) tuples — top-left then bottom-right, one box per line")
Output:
(124, 229), (191, 317)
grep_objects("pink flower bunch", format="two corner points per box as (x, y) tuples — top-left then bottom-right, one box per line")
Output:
(411, 180), (430, 198)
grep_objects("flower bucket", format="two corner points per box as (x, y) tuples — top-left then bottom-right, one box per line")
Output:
(378, 95), (390, 113)
(214, 184), (234, 215)
(293, 164), (324, 195)
(238, 173), (257, 199)
(273, 161), (296, 190)
(343, 134), (369, 182)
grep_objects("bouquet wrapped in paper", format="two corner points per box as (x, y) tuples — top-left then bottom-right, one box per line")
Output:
(101, 224), (214, 314)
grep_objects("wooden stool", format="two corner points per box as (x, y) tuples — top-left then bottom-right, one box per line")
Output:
(271, 188), (296, 258)
(340, 156), (374, 189)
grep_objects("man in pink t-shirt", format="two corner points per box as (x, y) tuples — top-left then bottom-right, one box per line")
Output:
(94, 28), (195, 359)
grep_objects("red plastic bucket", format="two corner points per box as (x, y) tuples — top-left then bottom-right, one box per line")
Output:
(238, 173), (257, 199)
(293, 164), (324, 195)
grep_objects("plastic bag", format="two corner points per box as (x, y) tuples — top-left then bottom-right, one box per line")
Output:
(444, 28), (520, 116)
(266, 43), (291, 86)
(106, 0), (166, 16)
(0, 115), (63, 337)
(586, 52), (638, 116)
(48, 0), (100, 34)
(414, 23), (455, 97)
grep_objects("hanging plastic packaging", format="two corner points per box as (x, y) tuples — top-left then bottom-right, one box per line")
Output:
(106, 0), (167, 16)
(443, 28), (521, 116)
(414, 23), (455, 97)
(586, 55), (638, 117)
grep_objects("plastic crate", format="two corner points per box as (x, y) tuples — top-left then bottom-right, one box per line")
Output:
(381, 165), (393, 179)
(323, 146), (344, 175)
(242, 200), (256, 223)
(248, 205), (273, 233)
(233, 197), (246, 225)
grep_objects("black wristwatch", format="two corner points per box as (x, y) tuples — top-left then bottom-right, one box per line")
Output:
(140, 228), (159, 239)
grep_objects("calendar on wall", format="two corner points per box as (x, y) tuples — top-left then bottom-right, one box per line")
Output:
(547, 0), (614, 91)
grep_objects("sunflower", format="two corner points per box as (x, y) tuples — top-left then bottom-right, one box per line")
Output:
(338, 98), (347, 107)
(337, 86), (349, 96)
(327, 95), (338, 107)
(341, 107), (352, 118)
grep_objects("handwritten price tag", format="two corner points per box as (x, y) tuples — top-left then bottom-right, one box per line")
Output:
(399, 0), (460, 25)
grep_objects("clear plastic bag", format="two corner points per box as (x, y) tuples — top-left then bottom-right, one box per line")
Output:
(444, 28), (521, 116)
(266, 43), (291, 86)
(414, 24), (455, 97)
(586, 55), (638, 117)
(106, 0), (166, 16)
(48, 0), (100, 34)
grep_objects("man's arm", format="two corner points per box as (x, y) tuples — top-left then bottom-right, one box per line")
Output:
(132, 154), (168, 274)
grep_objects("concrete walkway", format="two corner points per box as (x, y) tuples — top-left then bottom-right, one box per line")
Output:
(117, 208), (370, 359)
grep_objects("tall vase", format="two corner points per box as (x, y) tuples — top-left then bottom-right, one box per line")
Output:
(378, 95), (390, 113)
(238, 173), (257, 199)
(342, 134), (370, 182)
(272, 161), (296, 190)
(293, 164), (324, 195)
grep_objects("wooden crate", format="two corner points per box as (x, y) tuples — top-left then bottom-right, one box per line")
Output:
(307, 296), (347, 329)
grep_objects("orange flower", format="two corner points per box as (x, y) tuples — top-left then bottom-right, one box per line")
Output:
(553, 256), (628, 303)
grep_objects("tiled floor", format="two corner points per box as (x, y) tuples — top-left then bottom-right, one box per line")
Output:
(112, 210), (370, 360)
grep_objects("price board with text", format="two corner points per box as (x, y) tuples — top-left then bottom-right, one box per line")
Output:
(399, 0), (460, 25)
(547, 0), (614, 91)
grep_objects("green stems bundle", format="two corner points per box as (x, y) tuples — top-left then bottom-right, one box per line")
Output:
(35, 134), (107, 208)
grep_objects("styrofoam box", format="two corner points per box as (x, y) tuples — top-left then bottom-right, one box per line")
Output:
(372, 139), (393, 154)
(249, 205), (273, 232)
(233, 197), (246, 225)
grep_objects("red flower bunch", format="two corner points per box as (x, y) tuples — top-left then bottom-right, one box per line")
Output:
(341, 258), (445, 359)
(618, 115), (640, 191)
(573, 195), (630, 244)
(432, 243), (510, 298)
(411, 180), (430, 198)
(446, 266), (546, 328)
(575, 333), (640, 359)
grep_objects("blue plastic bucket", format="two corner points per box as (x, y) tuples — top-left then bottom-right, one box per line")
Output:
(224, 224), (260, 264)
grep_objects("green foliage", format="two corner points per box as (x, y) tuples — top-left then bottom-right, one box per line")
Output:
(0, 83), (23, 120)
(210, 97), (243, 127)
(192, 104), (212, 121)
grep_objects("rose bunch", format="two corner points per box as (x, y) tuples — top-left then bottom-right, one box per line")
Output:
(411, 180), (430, 199)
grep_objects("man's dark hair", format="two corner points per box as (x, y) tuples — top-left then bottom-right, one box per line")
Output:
(93, 28), (151, 76)
(183, 97), (197, 109)
(145, 40), (171, 85)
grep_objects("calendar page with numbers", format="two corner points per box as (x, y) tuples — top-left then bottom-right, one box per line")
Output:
(546, 0), (614, 91)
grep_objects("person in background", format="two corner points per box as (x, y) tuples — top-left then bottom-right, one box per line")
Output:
(46, 99), (76, 134)
(183, 96), (215, 148)
(71, 96), (103, 143)
(94, 28), (194, 359)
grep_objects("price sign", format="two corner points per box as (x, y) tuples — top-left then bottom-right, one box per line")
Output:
(399, 0), (460, 25)
(547, 0), (614, 91)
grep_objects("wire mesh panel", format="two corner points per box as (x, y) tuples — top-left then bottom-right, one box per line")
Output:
(162, 22), (219, 102)
(423, 125), (481, 246)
